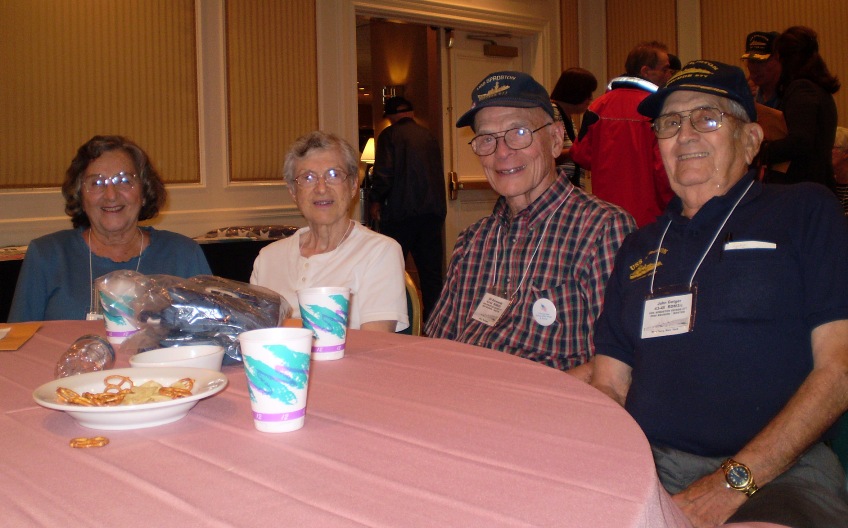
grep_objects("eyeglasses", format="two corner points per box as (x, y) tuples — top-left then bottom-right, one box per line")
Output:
(469, 123), (553, 156)
(294, 168), (350, 188)
(83, 172), (138, 194)
(652, 107), (732, 139)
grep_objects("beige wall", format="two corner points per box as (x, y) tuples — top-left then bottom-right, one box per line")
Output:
(0, 0), (200, 189)
(226, 0), (318, 183)
(565, 0), (846, 125)
(699, 0), (847, 127)
(1, 0), (846, 248)
(604, 0), (677, 84)
(0, 1), (314, 248)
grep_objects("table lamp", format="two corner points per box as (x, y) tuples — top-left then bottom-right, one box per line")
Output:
(360, 138), (375, 165)
(359, 138), (377, 229)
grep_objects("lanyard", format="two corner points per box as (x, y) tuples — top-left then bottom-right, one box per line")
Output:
(648, 180), (753, 294)
(490, 187), (573, 297)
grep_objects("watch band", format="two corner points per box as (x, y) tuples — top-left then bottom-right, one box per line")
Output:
(720, 458), (759, 497)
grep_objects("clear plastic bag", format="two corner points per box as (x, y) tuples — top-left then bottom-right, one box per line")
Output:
(96, 272), (291, 364)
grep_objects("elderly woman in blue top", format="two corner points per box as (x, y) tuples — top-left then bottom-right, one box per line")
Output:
(9, 135), (211, 322)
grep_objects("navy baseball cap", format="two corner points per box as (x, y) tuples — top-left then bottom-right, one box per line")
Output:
(456, 71), (555, 128)
(637, 60), (757, 122)
(741, 31), (778, 61)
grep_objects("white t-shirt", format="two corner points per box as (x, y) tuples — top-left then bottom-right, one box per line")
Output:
(250, 222), (409, 332)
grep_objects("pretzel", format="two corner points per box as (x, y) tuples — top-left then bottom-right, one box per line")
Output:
(82, 391), (126, 406)
(69, 436), (109, 448)
(157, 386), (192, 399)
(56, 387), (82, 403)
(56, 376), (195, 407)
(173, 378), (195, 391)
(103, 375), (134, 394)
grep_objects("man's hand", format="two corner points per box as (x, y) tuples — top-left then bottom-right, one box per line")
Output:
(369, 202), (382, 223)
(672, 469), (748, 528)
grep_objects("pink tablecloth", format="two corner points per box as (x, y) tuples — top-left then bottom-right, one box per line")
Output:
(0, 321), (698, 527)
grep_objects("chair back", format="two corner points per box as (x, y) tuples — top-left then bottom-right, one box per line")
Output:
(403, 271), (422, 336)
(831, 412), (848, 476)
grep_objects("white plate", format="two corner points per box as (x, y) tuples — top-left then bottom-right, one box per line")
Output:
(32, 367), (228, 430)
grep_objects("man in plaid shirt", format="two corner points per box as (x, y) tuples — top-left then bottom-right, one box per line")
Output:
(425, 71), (636, 378)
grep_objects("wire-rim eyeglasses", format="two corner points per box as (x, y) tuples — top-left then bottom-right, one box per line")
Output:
(652, 107), (736, 139)
(294, 168), (350, 188)
(469, 123), (553, 156)
(82, 172), (138, 194)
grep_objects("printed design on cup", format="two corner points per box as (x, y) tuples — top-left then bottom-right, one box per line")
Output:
(98, 291), (139, 341)
(300, 294), (349, 351)
(243, 343), (310, 415)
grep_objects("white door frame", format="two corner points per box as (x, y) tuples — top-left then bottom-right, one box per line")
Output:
(315, 0), (560, 150)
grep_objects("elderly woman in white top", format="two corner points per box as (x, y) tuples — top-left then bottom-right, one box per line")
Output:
(251, 131), (409, 332)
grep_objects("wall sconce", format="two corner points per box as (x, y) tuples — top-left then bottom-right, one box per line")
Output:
(382, 85), (405, 104)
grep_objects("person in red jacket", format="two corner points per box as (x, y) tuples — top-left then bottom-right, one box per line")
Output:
(571, 41), (675, 227)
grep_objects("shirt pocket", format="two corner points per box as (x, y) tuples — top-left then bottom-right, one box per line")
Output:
(705, 246), (792, 322)
(527, 280), (582, 329)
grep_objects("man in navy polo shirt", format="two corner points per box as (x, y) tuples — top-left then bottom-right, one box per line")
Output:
(591, 60), (848, 526)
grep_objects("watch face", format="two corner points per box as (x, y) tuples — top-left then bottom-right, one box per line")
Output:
(727, 465), (750, 487)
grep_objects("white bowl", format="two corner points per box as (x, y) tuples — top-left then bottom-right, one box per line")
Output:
(129, 345), (225, 371)
(32, 367), (228, 430)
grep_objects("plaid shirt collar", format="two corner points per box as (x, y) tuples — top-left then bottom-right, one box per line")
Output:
(491, 171), (572, 229)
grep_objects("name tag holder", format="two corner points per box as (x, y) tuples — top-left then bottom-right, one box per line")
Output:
(471, 192), (574, 326)
(641, 284), (697, 339)
(641, 179), (754, 340)
(472, 288), (514, 327)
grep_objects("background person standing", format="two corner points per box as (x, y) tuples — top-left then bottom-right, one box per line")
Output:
(759, 25), (840, 189)
(550, 67), (598, 188)
(369, 97), (447, 322)
(741, 31), (782, 109)
(570, 41), (675, 227)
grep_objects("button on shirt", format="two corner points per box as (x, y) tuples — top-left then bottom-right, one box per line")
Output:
(425, 172), (636, 370)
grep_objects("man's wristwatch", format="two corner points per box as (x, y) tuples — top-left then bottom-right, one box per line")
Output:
(720, 458), (759, 497)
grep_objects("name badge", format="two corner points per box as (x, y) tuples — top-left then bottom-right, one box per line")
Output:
(472, 291), (513, 327)
(641, 285), (697, 339)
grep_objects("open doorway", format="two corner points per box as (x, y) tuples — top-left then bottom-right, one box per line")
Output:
(356, 17), (444, 309)
(356, 19), (532, 260)
(356, 18), (442, 152)
(355, 17), (443, 225)
(321, 0), (558, 270)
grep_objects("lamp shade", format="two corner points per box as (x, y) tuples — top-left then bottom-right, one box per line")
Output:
(360, 138), (376, 163)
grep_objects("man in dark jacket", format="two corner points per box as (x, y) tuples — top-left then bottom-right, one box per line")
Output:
(369, 97), (446, 321)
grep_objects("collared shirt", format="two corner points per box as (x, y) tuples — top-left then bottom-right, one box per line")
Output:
(594, 173), (848, 455)
(425, 171), (636, 370)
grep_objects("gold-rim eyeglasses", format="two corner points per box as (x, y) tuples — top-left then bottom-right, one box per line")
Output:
(294, 168), (350, 188)
(652, 107), (737, 139)
(469, 123), (553, 156)
(82, 172), (138, 194)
